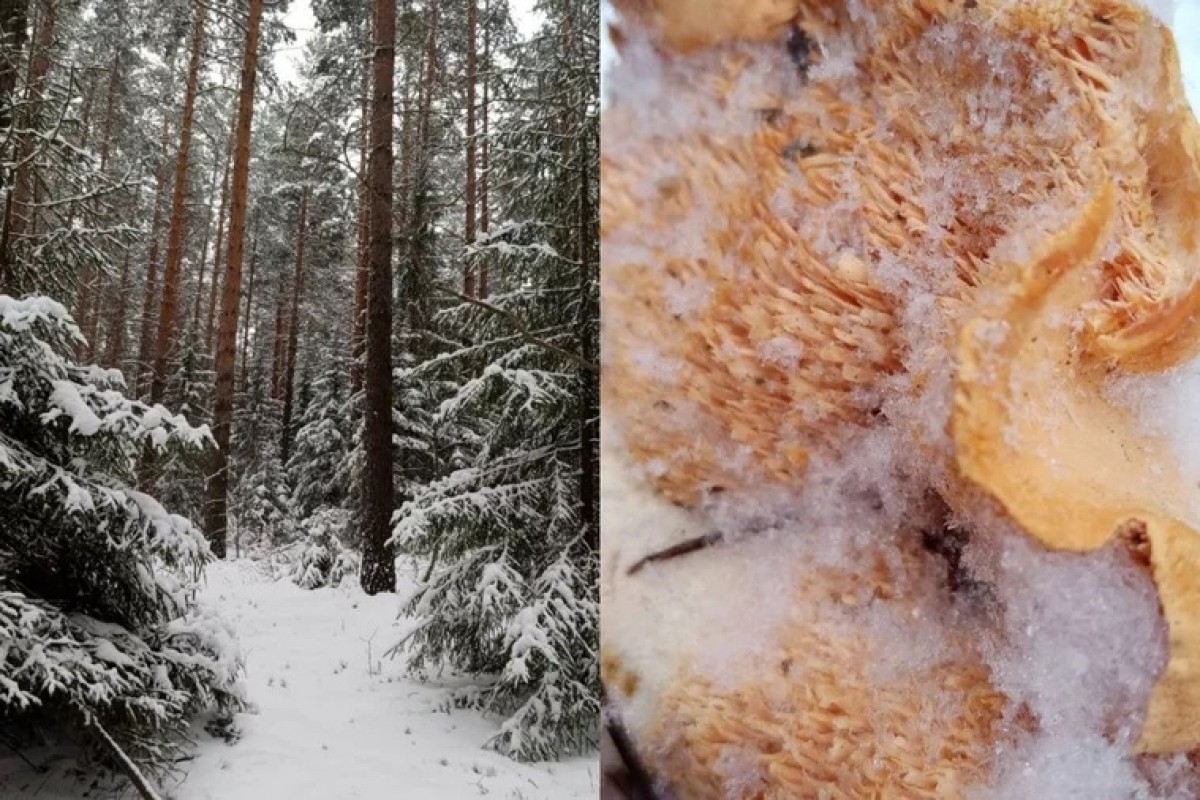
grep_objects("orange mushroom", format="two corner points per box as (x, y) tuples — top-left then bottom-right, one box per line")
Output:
(603, 0), (1200, 794)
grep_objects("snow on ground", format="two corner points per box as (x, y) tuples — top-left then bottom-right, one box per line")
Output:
(0, 560), (598, 799)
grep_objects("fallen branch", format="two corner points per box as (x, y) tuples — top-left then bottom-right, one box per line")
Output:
(85, 716), (162, 800)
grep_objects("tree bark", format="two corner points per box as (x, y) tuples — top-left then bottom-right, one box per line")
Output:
(205, 127), (234, 354)
(270, 266), (288, 400)
(103, 249), (131, 369)
(463, 0), (477, 298)
(479, 0), (489, 298)
(135, 112), (174, 396)
(150, 3), (206, 405)
(76, 49), (122, 360)
(97, 51), (120, 173)
(0, 0), (28, 304)
(280, 185), (308, 463)
(238, 237), (257, 395)
(395, 17), (415, 279)
(360, 0), (397, 595)
(206, 0), (265, 560)
(190, 134), (225, 339)
(577, 137), (597, 549)
(77, 74), (95, 151)
(0, 0), (52, 287)
(350, 20), (370, 395)
(0, 0), (29, 135)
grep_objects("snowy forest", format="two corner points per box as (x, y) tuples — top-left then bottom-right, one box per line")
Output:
(0, 0), (599, 796)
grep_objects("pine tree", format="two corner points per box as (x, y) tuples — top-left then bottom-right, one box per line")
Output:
(207, 0), (266, 559)
(360, 0), (397, 595)
(0, 293), (242, 776)
(150, 1), (206, 405)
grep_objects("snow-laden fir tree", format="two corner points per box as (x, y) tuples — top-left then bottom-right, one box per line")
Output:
(286, 362), (358, 588)
(0, 0), (145, 309)
(0, 294), (242, 776)
(153, 326), (213, 524)
(228, 364), (290, 555)
(392, 0), (600, 762)
(229, 450), (290, 554)
(288, 364), (351, 519)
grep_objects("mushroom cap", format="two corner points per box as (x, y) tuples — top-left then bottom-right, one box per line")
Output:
(602, 0), (1200, 788)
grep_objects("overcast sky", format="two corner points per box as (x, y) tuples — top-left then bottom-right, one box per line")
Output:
(274, 1), (1200, 110)
(274, 0), (543, 87)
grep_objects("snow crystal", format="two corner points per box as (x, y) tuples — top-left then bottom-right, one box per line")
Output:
(606, 408), (1182, 796)
(757, 337), (804, 368)
(603, 28), (806, 144)
(808, 33), (859, 83)
(963, 520), (1168, 799)
(1106, 357), (1200, 527)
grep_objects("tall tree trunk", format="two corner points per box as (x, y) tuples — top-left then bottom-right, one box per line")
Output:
(463, 0), (477, 298)
(77, 74), (95, 150)
(151, 3), (205, 405)
(350, 21), (370, 394)
(270, 267), (288, 400)
(103, 249), (131, 369)
(206, 0), (265, 560)
(97, 51), (120, 173)
(577, 136), (597, 548)
(205, 128), (234, 354)
(360, 0), (397, 596)
(189, 135), (225, 339)
(0, 0), (29, 294)
(0, 0), (53, 287)
(239, 237), (257, 395)
(280, 186), (308, 463)
(0, 0), (29, 135)
(479, 1), (489, 298)
(76, 50), (122, 360)
(135, 112), (174, 395)
(395, 16), (415, 284)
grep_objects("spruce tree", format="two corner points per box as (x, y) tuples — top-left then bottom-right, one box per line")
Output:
(287, 363), (352, 519)
(0, 293), (242, 775)
(392, 0), (600, 761)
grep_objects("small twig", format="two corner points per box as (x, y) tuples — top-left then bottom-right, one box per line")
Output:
(602, 687), (660, 800)
(383, 618), (432, 659)
(0, 732), (47, 775)
(361, 630), (380, 677)
(625, 532), (726, 575)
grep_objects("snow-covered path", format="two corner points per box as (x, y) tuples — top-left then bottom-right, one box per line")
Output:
(173, 559), (598, 799)
(0, 560), (598, 799)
